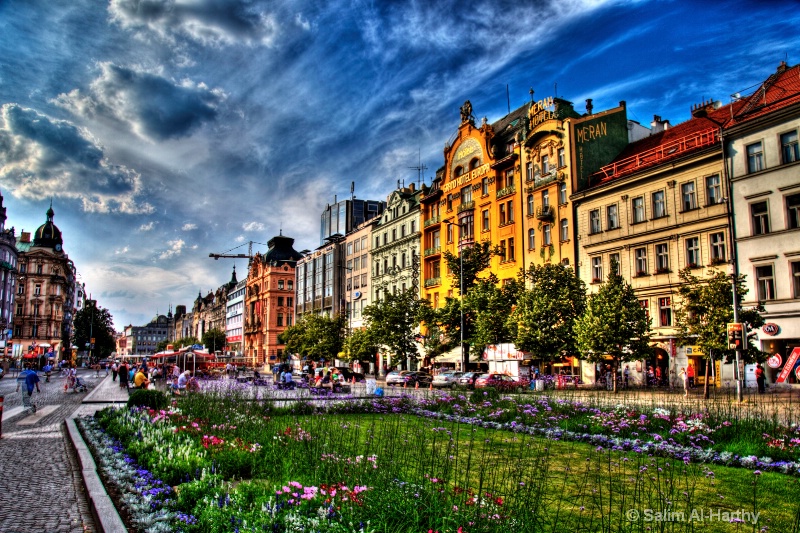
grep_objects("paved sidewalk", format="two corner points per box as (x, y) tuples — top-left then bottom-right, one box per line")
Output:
(0, 370), (128, 533)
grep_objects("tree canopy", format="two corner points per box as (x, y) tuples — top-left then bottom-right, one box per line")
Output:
(675, 268), (766, 364)
(73, 300), (116, 360)
(278, 313), (345, 362)
(202, 328), (227, 353)
(574, 261), (652, 385)
(363, 287), (431, 369)
(511, 264), (586, 361)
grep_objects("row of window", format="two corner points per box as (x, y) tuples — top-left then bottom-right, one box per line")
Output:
(526, 220), (569, 249)
(749, 193), (800, 235)
(374, 220), (418, 248)
(746, 130), (799, 173)
(589, 233), (728, 282)
(639, 297), (674, 328)
(754, 261), (800, 302)
(346, 254), (369, 272)
(346, 235), (369, 256)
(588, 176), (724, 234)
(525, 148), (567, 180)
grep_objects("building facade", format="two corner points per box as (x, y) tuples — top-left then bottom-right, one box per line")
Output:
(320, 196), (385, 247)
(725, 61), (800, 385)
(371, 184), (422, 301)
(244, 234), (303, 365)
(14, 205), (76, 365)
(226, 277), (246, 356)
(123, 315), (170, 356)
(573, 103), (732, 385)
(345, 218), (379, 331)
(0, 191), (18, 358)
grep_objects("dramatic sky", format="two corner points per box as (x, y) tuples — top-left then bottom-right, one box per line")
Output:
(1, 0), (798, 330)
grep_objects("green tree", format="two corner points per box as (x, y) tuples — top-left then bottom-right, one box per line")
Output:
(675, 268), (766, 398)
(511, 264), (587, 361)
(202, 328), (227, 353)
(363, 288), (431, 369)
(155, 336), (200, 353)
(278, 313), (345, 362)
(465, 277), (523, 356)
(342, 328), (379, 366)
(73, 300), (116, 360)
(442, 240), (498, 292)
(574, 262), (652, 392)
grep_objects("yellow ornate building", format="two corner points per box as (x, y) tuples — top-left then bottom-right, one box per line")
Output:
(420, 101), (527, 310)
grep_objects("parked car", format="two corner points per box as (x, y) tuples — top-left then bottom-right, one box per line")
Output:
(386, 370), (410, 386)
(456, 371), (482, 389)
(336, 367), (365, 383)
(403, 371), (433, 386)
(432, 371), (464, 388)
(474, 373), (530, 391)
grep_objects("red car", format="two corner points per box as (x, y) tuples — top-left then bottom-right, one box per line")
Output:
(474, 373), (529, 391)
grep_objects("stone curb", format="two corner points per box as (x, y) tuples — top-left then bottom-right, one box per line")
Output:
(65, 417), (128, 533)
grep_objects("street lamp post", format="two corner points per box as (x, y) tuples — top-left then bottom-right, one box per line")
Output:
(444, 221), (465, 372)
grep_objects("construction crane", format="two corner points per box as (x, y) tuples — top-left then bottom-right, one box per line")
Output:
(209, 241), (264, 264)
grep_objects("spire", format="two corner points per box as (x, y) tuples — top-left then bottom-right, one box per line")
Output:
(230, 264), (238, 284)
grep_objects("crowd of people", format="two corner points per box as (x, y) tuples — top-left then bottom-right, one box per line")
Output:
(108, 360), (198, 394)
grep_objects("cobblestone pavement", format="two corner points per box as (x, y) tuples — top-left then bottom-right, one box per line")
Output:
(0, 369), (109, 533)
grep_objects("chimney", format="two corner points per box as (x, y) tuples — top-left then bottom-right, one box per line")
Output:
(20, 231), (30, 243)
(585, 98), (593, 115)
(777, 60), (788, 73)
(690, 98), (719, 118)
(650, 115), (671, 134)
(408, 182), (415, 192)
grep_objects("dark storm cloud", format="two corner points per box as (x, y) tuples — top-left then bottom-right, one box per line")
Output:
(0, 103), (153, 214)
(54, 63), (224, 141)
(108, 0), (281, 47)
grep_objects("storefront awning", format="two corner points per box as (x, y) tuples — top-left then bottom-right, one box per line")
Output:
(434, 347), (464, 364)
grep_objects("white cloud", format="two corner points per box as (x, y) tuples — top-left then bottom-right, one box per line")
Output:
(115, 246), (129, 255)
(139, 222), (155, 231)
(242, 221), (265, 232)
(182, 223), (197, 231)
(158, 239), (185, 260)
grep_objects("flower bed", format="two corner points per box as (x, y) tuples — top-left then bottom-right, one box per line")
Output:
(80, 386), (800, 531)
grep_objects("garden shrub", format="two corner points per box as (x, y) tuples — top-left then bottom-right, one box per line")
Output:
(127, 389), (169, 410)
(471, 386), (500, 403)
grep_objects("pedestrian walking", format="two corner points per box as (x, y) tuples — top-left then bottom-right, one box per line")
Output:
(623, 365), (630, 389)
(118, 361), (129, 389)
(679, 367), (688, 397)
(111, 361), (118, 381)
(16, 363), (40, 413)
(756, 363), (766, 394)
(42, 362), (53, 383)
(686, 364), (695, 388)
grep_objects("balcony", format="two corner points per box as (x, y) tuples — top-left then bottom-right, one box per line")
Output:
(424, 277), (441, 288)
(536, 205), (554, 221)
(496, 185), (516, 199)
(457, 201), (475, 213)
(424, 246), (441, 257)
(423, 216), (440, 228)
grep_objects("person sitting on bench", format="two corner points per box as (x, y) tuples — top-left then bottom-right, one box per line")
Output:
(280, 369), (295, 389)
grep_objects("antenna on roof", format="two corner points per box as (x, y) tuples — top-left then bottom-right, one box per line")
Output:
(408, 149), (427, 187)
(554, 82), (557, 97)
(506, 84), (510, 114)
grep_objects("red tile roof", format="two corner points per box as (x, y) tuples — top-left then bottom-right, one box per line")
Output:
(592, 62), (800, 186)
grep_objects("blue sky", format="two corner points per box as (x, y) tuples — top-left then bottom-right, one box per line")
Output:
(1, 0), (798, 330)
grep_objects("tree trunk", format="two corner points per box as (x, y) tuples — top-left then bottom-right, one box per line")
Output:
(703, 354), (710, 400)
(613, 361), (618, 393)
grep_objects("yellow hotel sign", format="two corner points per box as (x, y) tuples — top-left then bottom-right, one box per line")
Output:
(442, 162), (491, 192)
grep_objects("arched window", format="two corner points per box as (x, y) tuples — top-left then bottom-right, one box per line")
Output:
(470, 158), (480, 170)
(454, 166), (464, 177)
